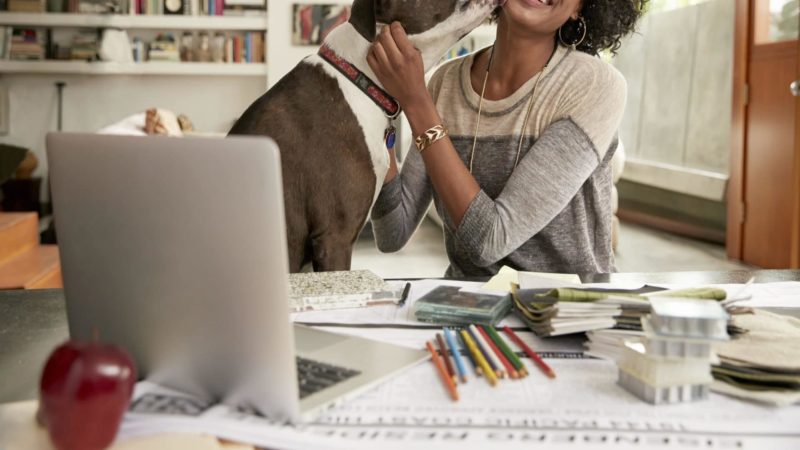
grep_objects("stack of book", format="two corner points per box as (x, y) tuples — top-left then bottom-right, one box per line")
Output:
(511, 286), (651, 337)
(222, 0), (265, 16)
(511, 285), (728, 337)
(617, 297), (729, 405)
(9, 28), (45, 61)
(70, 30), (99, 61)
(148, 34), (180, 62)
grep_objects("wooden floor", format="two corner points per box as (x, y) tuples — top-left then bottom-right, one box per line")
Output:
(351, 218), (753, 279)
(0, 213), (62, 290)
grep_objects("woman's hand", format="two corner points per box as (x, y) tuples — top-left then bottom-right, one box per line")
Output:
(367, 22), (431, 112)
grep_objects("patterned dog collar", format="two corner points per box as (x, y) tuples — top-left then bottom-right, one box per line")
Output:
(319, 45), (402, 119)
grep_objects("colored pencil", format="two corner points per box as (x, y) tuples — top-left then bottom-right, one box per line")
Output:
(457, 330), (482, 377)
(444, 327), (468, 383)
(477, 325), (518, 379)
(436, 333), (457, 384)
(487, 325), (528, 377)
(502, 326), (556, 379)
(468, 324), (504, 378)
(460, 329), (497, 386)
(426, 341), (459, 401)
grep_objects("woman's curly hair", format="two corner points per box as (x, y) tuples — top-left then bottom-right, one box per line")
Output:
(491, 0), (648, 56)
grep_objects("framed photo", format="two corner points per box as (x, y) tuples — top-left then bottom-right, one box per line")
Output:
(292, 4), (351, 46)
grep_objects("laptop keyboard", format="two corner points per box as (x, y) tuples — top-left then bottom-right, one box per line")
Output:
(296, 357), (361, 399)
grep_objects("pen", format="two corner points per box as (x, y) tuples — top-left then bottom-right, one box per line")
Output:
(398, 282), (411, 306)
(503, 326), (556, 379)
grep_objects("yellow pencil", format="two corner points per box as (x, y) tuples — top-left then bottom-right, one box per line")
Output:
(460, 329), (497, 387)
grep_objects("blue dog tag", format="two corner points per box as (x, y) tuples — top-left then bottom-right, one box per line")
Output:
(384, 126), (396, 150)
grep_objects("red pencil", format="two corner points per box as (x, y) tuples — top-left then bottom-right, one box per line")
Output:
(426, 341), (460, 401)
(436, 333), (457, 384)
(477, 325), (518, 379)
(502, 326), (556, 379)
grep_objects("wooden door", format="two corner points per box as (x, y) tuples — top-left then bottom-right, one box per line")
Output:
(729, 0), (800, 268)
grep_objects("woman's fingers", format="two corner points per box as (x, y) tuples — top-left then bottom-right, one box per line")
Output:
(390, 22), (418, 57)
(378, 23), (404, 66)
(370, 40), (392, 72)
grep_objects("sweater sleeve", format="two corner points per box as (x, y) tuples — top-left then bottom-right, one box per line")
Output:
(455, 63), (627, 267)
(369, 63), (453, 252)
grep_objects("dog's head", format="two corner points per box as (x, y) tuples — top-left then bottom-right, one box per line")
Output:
(350, 0), (500, 69)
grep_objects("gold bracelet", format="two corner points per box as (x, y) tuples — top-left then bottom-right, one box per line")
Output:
(414, 124), (448, 153)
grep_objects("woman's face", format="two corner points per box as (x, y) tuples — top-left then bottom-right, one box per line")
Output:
(499, 0), (582, 35)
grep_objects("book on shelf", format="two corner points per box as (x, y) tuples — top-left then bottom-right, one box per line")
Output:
(0, 27), (11, 60)
(7, 0), (44, 12)
(8, 28), (46, 61)
(126, 0), (264, 16)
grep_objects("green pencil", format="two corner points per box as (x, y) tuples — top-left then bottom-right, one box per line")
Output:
(487, 325), (528, 377)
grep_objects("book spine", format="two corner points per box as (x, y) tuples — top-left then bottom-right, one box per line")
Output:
(215, 0), (221, 16)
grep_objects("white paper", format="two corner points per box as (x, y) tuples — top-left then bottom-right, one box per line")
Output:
(653, 282), (800, 309)
(119, 359), (800, 450)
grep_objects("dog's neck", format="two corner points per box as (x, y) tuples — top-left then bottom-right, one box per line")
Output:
(322, 23), (383, 88)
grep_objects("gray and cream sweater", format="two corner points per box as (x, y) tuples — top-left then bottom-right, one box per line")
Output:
(371, 45), (627, 277)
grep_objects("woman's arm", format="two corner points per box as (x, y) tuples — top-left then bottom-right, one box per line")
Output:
(370, 142), (434, 253)
(368, 23), (480, 227)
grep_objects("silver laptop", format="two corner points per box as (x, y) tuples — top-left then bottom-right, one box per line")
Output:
(46, 132), (427, 423)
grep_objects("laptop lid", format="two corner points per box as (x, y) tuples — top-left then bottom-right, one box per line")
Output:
(47, 133), (300, 421)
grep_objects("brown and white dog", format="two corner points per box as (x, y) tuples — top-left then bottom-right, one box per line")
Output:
(229, 0), (498, 272)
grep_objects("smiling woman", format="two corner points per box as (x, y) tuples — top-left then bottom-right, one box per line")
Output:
(368, 0), (648, 276)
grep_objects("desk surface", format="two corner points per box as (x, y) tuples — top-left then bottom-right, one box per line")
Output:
(2, 269), (799, 404)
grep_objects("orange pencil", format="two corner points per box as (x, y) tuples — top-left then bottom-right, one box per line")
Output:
(502, 326), (556, 379)
(436, 333), (457, 384)
(426, 341), (459, 401)
(477, 325), (519, 379)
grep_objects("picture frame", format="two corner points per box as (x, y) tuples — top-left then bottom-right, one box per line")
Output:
(291, 4), (351, 46)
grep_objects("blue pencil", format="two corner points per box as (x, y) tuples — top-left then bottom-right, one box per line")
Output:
(444, 327), (468, 383)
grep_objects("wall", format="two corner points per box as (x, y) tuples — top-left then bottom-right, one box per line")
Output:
(613, 0), (734, 202)
(267, 0), (350, 87)
(0, 74), (265, 199)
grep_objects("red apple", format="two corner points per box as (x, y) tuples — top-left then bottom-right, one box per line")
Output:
(39, 339), (137, 450)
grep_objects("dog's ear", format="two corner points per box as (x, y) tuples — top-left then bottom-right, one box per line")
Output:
(349, 0), (376, 41)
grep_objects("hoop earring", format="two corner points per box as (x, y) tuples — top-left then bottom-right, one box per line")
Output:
(558, 16), (587, 50)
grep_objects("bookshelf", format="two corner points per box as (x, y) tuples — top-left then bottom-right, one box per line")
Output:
(0, 12), (266, 30)
(0, 11), (267, 75)
(0, 59), (266, 75)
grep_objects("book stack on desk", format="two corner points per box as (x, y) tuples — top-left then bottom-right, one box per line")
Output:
(617, 297), (729, 405)
(512, 286), (730, 337)
(511, 286), (651, 336)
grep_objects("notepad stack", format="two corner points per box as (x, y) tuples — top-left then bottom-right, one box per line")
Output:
(617, 297), (729, 405)
(511, 287), (651, 337)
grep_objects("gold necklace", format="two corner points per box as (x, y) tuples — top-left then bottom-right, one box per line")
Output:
(469, 44), (556, 173)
